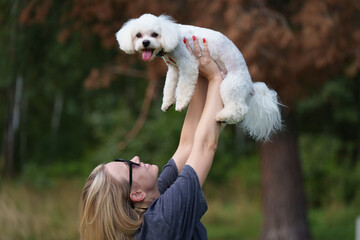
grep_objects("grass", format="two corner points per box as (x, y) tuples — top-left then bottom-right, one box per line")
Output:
(0, 178), (358, 240)
(202, 179), (262, 240)
(204, 199), (262, 240)
(309, 204), (358, 240)
(0, 179), (82, 240)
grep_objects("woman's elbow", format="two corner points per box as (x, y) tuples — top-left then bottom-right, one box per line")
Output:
(200, 138), (219, 154)
(193, 127), (221, 154)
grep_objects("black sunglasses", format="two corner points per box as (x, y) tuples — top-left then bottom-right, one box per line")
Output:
(114, 158), (140, 208)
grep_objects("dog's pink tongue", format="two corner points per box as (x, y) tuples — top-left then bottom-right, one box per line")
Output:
(142, 50), (153, 61)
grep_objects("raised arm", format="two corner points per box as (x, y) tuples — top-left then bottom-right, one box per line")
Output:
(185, 37), (223, 186)
(171, 37), (212, 174)
(172, 75), (207, 174)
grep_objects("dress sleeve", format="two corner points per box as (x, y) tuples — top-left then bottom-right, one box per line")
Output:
(157, 158), (178, 194)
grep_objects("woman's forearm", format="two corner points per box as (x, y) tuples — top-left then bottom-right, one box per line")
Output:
(172, 77), (208, 173)
(177, 77), (208, 146)
(186, 75), (223, 186)
(193, 76), (222, 151)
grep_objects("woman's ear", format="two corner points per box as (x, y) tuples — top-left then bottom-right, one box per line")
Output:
(130, 190), (146, 202)
(115, 19), (136, 54)
(159, 15), (180, 52)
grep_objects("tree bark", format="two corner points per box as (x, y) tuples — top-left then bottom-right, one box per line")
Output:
(260, 113), (311, 240)
(357, 76), (360, 163)
(2, 76), (23, 178)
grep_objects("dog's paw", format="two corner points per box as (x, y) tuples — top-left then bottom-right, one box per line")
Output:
(216, 109), (244, 125)
(215, 113), (228, 123)
(175, 99), (189, 112)
(216, 120), (227, 124)
(161, 103), (174, 112)
(175, 104), (187, 112)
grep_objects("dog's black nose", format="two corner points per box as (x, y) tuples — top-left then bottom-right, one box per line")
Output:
(142, 40), (150, 47)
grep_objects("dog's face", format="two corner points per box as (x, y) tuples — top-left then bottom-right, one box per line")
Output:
(116, 14), (180, 61)
(133, 25), (162, 61)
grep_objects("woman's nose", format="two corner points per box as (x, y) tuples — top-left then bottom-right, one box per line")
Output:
(131, 156), (140, 164)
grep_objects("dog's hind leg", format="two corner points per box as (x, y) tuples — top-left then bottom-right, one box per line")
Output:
(215, 71), (252, 124)
(175, 62), (199, 111)
(161, 65), (179, 112)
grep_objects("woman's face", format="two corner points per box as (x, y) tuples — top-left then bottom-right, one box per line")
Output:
(105, 156), (159, 193)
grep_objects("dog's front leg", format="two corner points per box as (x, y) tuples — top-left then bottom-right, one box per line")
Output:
(161, 65), (179, 112)
(175, 61), (199, 111)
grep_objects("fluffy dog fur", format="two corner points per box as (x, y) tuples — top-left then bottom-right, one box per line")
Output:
(116, 13), (282, 141)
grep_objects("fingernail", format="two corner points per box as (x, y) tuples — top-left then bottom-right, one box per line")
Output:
(183, 38), (187, 44)
(192, 35), (196, 41)
(203, 38), (206, 43)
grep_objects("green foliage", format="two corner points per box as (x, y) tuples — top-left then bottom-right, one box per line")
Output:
(300, 134), (360, 206)
(0, 1), (14, 88)
(0, 1), (119, 173)
(296, 76), (358, 136)
(85, 95), (187, 168)
(296, 76), (360, 207)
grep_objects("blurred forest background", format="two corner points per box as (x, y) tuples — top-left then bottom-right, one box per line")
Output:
(0, 0), (359, 239)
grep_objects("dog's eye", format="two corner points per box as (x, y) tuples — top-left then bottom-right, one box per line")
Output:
(151, 32), (158, 38)
(136, 33), (142, 38)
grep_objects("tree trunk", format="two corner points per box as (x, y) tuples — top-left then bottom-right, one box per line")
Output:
(357, 76), (360, 163)
(260, 113), (311, 240)
(20, 93), (28, 169)
(2, 76), (23, 178)
(50, 91), (63, 154)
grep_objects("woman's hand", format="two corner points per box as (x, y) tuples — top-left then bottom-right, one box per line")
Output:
(184, 36), (222, 82)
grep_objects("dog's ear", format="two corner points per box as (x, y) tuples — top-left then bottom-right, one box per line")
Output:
(159, 15), (180, 52)
(115, 19), (136, 54)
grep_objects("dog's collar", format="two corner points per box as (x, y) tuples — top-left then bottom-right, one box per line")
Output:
(155, 49), (167, 57)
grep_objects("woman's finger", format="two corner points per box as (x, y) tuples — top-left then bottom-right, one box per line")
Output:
(202, 38), (210, 59)
(184, 38), (194, 57)
(192, 36), (203, 59)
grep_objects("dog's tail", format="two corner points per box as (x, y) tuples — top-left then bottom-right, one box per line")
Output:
(240, 82), (283, 142)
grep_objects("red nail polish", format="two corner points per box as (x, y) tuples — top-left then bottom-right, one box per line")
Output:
(183, 38), (187, 43)
(203, 38), (206, 43)
(192, 35), (196, 41)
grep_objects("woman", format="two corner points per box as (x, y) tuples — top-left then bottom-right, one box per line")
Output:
(80, 36), (223, 240)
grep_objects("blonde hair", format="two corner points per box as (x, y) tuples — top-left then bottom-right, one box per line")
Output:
(80, 164), (148, 240)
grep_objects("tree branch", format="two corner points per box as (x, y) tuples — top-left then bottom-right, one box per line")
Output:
(118, 77), (158, 150)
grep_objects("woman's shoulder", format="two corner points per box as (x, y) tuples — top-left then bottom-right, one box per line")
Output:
(157, 158), (178, 194)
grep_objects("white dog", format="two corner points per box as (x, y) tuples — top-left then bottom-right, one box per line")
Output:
(116, 14), (282, 141)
